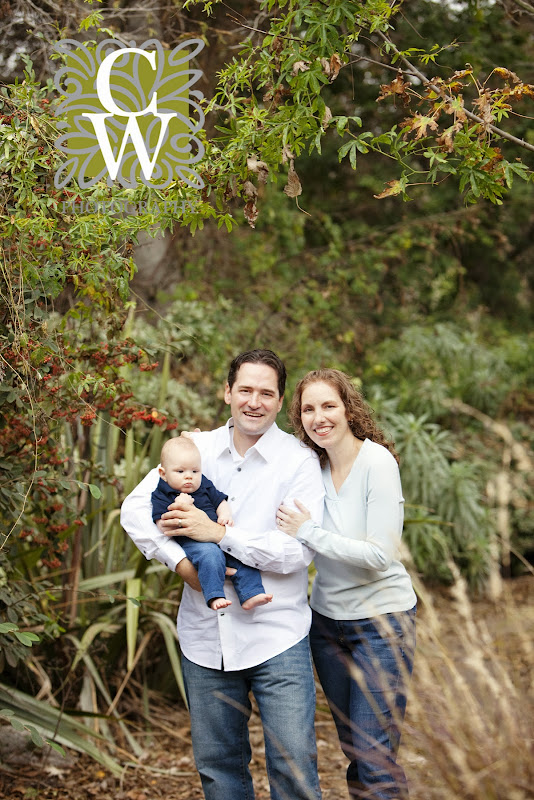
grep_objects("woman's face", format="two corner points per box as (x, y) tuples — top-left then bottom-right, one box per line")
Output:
(300, 381), (352, 450)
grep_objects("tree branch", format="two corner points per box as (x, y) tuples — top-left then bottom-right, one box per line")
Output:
(378, 32), (534, 154)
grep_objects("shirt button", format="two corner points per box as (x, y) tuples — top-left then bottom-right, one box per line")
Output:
(227, 547), (232, 552)
(231, 497), (235, 501)
(255, 563), (259, 566)
(237, 467), (241, 472)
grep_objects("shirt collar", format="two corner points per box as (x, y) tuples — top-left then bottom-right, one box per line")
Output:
(215, 418), (281, 462)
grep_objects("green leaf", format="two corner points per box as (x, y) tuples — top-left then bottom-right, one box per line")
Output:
(14, 631), (40, 647)
(0, 622), (18, 634)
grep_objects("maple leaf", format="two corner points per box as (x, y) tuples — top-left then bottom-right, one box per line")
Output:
(284, 160), (302, 198)
(503, 83), (534, 101)
(402, 113), (439, 139)
(444, 95), (467, 123)
(493, 67), (521, 84)
(444, 80), (464, 95)
(437, 121), (462, 152)
(377, 71), (411, 104)
(373, 180), (403, 200)
(450, 67), (473, 81)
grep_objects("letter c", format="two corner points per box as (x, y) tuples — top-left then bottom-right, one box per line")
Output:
(96, 48), (158, 117)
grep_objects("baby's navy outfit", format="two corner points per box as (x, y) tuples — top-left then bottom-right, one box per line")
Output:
(151, 475), (266, 607)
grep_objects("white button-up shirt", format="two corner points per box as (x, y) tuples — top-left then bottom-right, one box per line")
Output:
(120, 420), (324, 671)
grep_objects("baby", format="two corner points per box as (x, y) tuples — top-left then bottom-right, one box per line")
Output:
(151, 437), (272, 611)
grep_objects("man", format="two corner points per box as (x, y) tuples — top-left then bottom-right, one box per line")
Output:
(121, 349), (324, 800)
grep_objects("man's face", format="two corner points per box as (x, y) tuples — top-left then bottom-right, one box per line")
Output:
(224, 362), (283, 443)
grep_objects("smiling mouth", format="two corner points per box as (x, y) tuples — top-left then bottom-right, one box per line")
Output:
(244, 412), (263, 418)
(314, 426), (333, 436)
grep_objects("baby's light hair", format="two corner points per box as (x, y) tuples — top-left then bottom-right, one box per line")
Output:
(160, 436), (200, 470)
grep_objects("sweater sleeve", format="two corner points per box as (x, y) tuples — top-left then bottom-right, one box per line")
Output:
(296, 454), (403, 572)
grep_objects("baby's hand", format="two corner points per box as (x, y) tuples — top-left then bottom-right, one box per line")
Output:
(177, 493), (194, 505)
(217, 515), (234, 527)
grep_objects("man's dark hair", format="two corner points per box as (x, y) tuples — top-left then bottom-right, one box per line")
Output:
(227, 349), (287, 397)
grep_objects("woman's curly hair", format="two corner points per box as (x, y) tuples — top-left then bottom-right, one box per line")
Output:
(288, 369), (399, 467)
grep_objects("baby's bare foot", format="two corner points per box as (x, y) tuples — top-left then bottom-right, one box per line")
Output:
(242, 593), (273, 611)
(209, 597), (232, 610)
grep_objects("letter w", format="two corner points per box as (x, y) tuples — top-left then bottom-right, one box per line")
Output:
(82, 112), (175, 180)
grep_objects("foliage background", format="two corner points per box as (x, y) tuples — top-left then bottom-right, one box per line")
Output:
(0, 0), (532, 785)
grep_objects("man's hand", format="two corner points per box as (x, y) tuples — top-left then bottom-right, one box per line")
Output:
(161, 497), (225, 543)
(180, 428), (201, 440)
(176, 558), (202, 592)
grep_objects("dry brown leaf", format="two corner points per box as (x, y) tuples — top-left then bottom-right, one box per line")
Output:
(262, 82), (273, 102)
(450, 67), (473, 81)
(437, 121), (462, 152)
(493, 67), (521, 84)
(322, 105), (333, 127)
(292, 60), (310, 75)
(270, 36), (283, 56)
(377, 71), (411, 104)
(247, 157), (269, 184)
(244, 199), (259, 228)
(373, 179), (403, 200)
(242, 180), (258, 199)
(401, 113), (439, 139)
(283, 160), (302, 198)
(281, 144), (294, 165)
(444, 95), (467, 123)
(474, 90), (494, 127)
(329, 53), (342, 82)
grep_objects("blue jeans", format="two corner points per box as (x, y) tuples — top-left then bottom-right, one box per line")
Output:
(175, 538), (265, 606)
(310, 608), (416, 800)
(181, 638), (322, 800)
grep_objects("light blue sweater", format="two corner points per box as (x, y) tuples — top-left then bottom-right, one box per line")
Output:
(297, 439), (416, 620)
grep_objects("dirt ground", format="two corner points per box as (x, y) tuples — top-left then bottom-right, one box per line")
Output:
(0, 575), (532, 800)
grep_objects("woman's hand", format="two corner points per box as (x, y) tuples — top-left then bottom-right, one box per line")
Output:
(277, 500), (311, 537)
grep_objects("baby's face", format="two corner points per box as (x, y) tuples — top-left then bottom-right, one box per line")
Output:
(160, 450), (202, 493)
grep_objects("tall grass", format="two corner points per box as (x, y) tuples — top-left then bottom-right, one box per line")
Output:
(403, 567), (533, 800)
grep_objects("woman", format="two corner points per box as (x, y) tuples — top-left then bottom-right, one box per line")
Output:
(277, 369), (416, 800)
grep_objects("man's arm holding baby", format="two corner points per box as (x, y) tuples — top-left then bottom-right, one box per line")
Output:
(159, 451), (324, 573)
